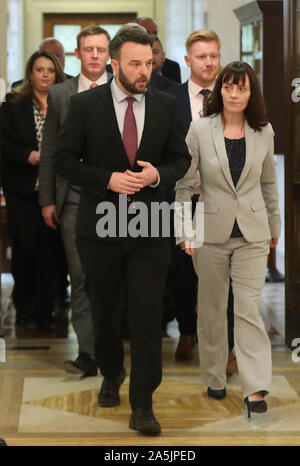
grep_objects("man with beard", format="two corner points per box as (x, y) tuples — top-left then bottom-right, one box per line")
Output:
(54, 24), (190, 436)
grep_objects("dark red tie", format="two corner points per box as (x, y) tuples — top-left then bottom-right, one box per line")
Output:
(123, 96), (138, 166)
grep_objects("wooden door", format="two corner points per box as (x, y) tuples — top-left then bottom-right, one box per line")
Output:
(43, 13), (137, 76)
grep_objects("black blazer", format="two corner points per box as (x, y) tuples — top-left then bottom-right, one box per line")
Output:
(150, 71), (179, 92)
(167, 81), (192, 136)
(2, 94), (39, 194)
(162, 58), (181, 83)
(54, 82), (191, 242)
(164, 81), (192, 204)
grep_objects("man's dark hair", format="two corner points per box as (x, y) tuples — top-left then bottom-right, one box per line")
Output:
(206, 61), (268, 131)
(109, 24), (154, 60)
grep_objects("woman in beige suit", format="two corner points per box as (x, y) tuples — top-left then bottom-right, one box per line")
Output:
(175, 61), (281, 417)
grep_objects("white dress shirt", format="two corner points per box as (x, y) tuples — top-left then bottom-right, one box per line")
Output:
(78, 71), (108, 93)
(188, 79), (214, 193)
(188, 78), (215, 121)
(110, 78), (159, 187)
(110, 77), (145, 147)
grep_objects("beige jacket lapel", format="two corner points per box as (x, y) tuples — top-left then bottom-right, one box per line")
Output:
(211, 114), (236, 193)
(211, 115), (255, 192)
(236, 120), (255, 190)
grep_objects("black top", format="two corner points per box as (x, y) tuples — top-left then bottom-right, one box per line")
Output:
(224, 137), (246, 238)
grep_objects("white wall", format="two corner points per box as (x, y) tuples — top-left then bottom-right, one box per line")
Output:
(205, 0), (251, 67)
(7, 0), (24, 88)
(0, 0), (8, 90)
(166, 0), (205, 82)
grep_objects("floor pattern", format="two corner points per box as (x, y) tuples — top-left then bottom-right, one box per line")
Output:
(1, 277), (300, 446)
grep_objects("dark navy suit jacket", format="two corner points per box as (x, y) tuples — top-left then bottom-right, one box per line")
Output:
(167, 81), (192, 136)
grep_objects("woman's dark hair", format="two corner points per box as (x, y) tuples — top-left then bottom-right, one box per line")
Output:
(206, 61), (268, 131)
(11, 50), (65, 107)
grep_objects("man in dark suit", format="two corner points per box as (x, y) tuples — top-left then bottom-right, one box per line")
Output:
(167, 29), (236, 374)
(136, 17), (181, 83)
(149, 70), (178, 91)
(54, 24), (190, 436)
(39, 26), (112, 376)
(150, 37), (180, 91)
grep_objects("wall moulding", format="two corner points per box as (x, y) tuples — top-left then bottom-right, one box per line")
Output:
(24, 0), (165, 58)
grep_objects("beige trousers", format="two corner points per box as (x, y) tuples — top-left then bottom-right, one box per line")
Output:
(192, 238), (272, 399)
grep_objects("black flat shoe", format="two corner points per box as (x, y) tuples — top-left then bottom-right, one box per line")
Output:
(207, 386), (226, 400)
(244, 397), (267, 418)
(64, 353), (98, 377)
(98, 368), (126, 407)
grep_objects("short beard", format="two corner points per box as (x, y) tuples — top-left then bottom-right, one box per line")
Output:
(118, 64), (149, 95)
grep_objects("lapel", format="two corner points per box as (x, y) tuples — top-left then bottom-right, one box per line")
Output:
(66, 76), (79, 101)
(211, 114), (236, 192)
(96, 84), (130, 166)
(175, 81), (192, 134)
(236, 120), (255, 189)
(137, 87), (157, 161)
(95, 84), (157, 168)
(181, 81), (193, 132)
(211, 114), (255, 192)
(21, 97), (38, 148)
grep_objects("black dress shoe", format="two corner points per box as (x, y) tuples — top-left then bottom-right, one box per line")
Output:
(129, 407), (161, 435)
(64, 353), (98, 377)
(244, 397), (267, 418)
(0, 437), (7, 446)
(98, 368), (126, 407)
(265, 268), (284, 282)
(207, 386), (227, 400)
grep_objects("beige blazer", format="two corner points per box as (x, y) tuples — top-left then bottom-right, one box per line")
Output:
(175, 113), (281, 244)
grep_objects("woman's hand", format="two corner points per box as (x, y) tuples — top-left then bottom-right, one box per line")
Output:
(270, 237), (279, 248)
(179, 241), (194, 256)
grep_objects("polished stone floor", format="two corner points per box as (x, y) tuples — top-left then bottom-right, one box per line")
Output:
(1, 274), (300, 447)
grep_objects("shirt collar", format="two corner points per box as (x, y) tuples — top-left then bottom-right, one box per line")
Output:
(111, 77), (145, 103)
(188, 78), (215, 96)
(79, 71), (108, 91)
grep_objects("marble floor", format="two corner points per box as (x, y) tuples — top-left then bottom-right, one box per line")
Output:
(1, 274), (300, 447)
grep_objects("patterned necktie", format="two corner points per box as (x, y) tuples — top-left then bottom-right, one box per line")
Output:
(123, 96), (138, 166)
(90, 83), (98, 88)
(200, 88), (211, 117)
